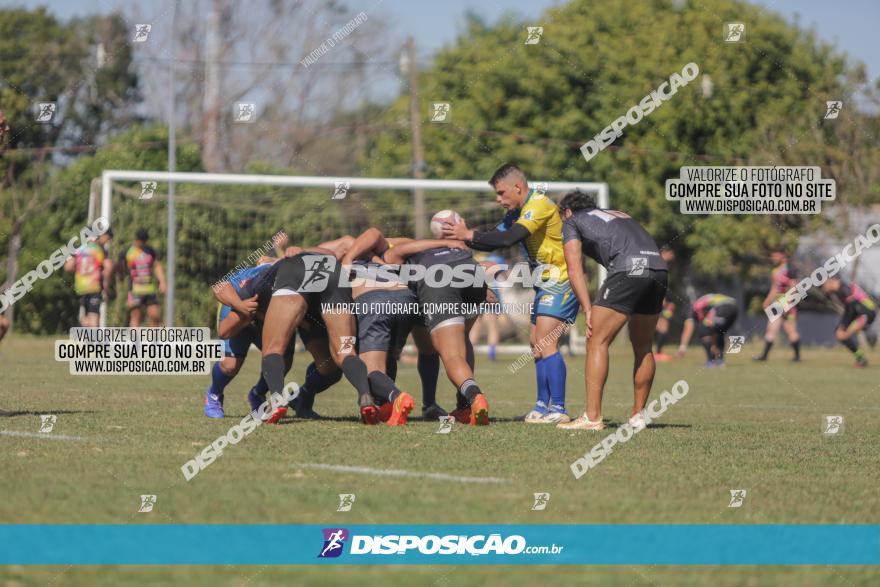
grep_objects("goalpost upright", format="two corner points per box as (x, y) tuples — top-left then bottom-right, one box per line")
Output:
(96, 170), (609, 330)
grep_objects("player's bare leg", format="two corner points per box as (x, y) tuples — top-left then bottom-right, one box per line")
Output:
(432, 320), (488, 425)
(629, 313), (661, 418)
(129, 306), (142, 327)
(260, 294), (306, 420)
(323, 312), (381, 423)
(80, 312), (99, 328)
(755, 315), (782, 360)
(146, 303), (162, 327)
(584, 306), (629, 422)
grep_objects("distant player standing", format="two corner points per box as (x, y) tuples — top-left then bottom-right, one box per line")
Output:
(554, 191), (668, 431)
(754, 249), (801, 362)
(444, 164), (578, 424)
(821, 277), (877, 367)
(118, 229), (166, 327)
(64, 226), (114, 327)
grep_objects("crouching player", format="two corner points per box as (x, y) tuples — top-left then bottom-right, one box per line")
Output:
(555, 190), (668, 431)
(383, 236), (490, 425)
(343, 227), (445, 421)
(208, 258), (292, 418)
(255, 251), (402, 424)
(678, 294), (739, 367)
(821, 277), (877, 367)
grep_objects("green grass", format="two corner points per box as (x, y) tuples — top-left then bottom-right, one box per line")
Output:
(1, 335), (878, 585)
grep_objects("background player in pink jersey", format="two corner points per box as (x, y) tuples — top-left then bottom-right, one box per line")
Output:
(754, 249), (801, 362)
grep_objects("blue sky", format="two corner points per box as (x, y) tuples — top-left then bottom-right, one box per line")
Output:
(7, 0), (879, 84)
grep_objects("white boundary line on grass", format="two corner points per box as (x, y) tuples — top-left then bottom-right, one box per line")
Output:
(0, 430), (85, 441)
(295, 463), (506, 485)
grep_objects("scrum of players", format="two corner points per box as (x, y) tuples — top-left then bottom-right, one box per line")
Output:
(198, 163), (878, 429)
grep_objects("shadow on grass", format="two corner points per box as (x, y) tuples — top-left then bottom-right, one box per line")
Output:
(0, 410), (98, 417)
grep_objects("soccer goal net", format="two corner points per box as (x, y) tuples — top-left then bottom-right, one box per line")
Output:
(92, 171), (609, 351)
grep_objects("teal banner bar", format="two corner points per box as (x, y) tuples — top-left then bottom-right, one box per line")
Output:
(1, 525), (877, 565)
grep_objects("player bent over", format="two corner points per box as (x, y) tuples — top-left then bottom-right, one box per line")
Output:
(821, 277), (877, 368)
(677, 294), (739, 367)
(207, 259), (292, 418)
(343, 227), (445, 421)
(383, 237), (490, 425)
(754, 249), (801, 362)
(255, 251), (394, 424)
(555, 190), (668, 431)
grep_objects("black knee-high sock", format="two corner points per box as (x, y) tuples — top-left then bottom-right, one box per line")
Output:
(700, 338), (714, 361)
(298, 362), (342, 409)
(791, 340), (801, 360)
(760, 340), (773, 359)
(418, 353), (440, 407)
(261, 353), (286, 396)
(841, 336), (859, 354)
(341, 355), (372, 403)
(385, 355), (398, 381)
(715, 333), (725, 360)
(368, 371), (401, 404)
(459, 378), (482, 405)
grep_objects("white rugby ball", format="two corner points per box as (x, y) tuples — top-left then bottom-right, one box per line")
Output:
(430, 209), (462, 238)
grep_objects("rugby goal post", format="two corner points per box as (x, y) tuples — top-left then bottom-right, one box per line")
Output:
(92, 171), (609, 351)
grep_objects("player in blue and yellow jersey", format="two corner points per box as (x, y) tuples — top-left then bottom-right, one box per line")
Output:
(64, 226), (114, 327)
(444, 163), (578, 424)
(205, 257), (281, 418)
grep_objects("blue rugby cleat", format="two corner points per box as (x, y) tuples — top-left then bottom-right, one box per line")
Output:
(204, 391), (225, 418)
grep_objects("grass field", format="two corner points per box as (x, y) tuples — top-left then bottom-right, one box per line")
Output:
(1, 335), (878, 586)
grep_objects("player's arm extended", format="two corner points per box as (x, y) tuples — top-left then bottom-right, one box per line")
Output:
(443, 217), (530, 251)
(342, 228), (388, 265)
(319, 235), (355, 260)
(382, 239), (466, 265)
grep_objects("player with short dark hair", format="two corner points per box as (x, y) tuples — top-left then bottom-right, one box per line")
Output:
(118, 229), (166, 327)
(678, 294), (739, 366)
(444, 164), (577, 424)
(555, 190), (668, 431)
(821, 277), (877, 367)
(64, 227), (113, 327)
(383, 236), (490, 425)
(754, 249), (801, 362)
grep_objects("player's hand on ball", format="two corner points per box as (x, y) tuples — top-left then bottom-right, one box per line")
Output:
(442, 218), (470, 240)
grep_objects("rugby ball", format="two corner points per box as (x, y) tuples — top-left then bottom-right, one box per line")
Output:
(430, 210), (462, 238)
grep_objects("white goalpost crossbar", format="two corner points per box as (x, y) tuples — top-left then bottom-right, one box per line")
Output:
(97, 170), (610, 346)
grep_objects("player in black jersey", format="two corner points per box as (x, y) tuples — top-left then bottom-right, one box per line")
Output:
(383, 237), (490, 425)
(220, 244), (378, 424)
(555, 191), (668, 432)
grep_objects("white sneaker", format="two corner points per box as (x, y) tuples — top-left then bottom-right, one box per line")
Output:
(541, 411), (571, 424)
(557, 413), (605, 430)
(628, 412), (647, 430)
(523, 410), (546, 424)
